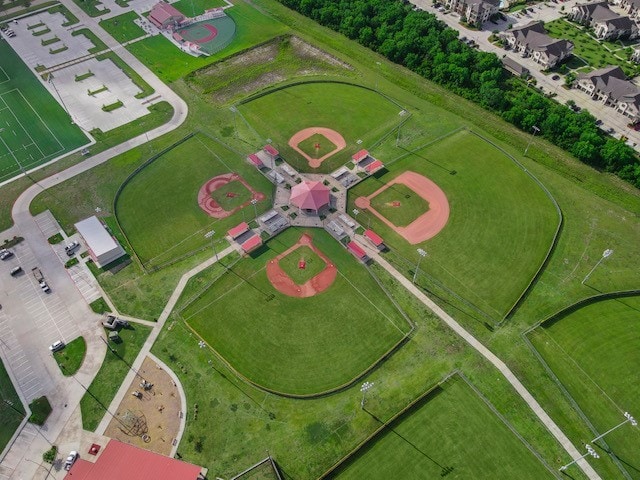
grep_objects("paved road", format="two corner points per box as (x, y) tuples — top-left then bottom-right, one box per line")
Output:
(0, 0), (188, 476)
(410, 0), (640, 149)
(356, 237), (602, 480)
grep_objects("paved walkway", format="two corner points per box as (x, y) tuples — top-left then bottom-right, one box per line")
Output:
(354, 236), (601, 480)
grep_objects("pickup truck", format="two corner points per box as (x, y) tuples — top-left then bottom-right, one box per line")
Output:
(31, 267), (51, 293)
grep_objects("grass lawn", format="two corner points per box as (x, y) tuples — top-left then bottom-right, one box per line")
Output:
(172, 0), (226, 17)
(28, 396), (52, 425)
(369, 183), (430, 227)
(180, 228), (411, 394)
(0, 41), (88, 183)
(116, 133), (272, 268)
(334, 376), (554, 479)
(79, 324), (151, 431)
(238, 82), (404, 173)
(54, 336), (87, 376)
(297, 133), (337, 158)
(278, 245), (326, 284)
(89, 297), (111, 314)
(210, 180), (253, 211)
(99, 12), (146, 44)
(71, 0), (109, 17)
(126, 0), (289, 83)
(350, 129), (559, 319)
(0, 358), (24, 453)
(528, 296), (640, 479)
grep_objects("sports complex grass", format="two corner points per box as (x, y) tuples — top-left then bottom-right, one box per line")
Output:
(334, 376), (554, 479)
(349, 129), (559, 319)
(278, 245), (325, 284)
(297, 133), (336, 159)
(238, 82), (404, 173)
(180, 227), (411, 395)
(115, 132), (272, 268)
(0, 358), (24, 454)
(369, 183), (429, 227)
(210, 179), (252, 211)
(53, 336), (87, 376)
(0, 41), (88, 182)
(528, 296), (640, 478)
(99, 12), (146, 43)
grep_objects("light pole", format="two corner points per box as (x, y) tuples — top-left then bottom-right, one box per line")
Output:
(360, 381), (374, 409)
(582, 248), (613, 284)
(592, 412), (637, 443)
(524, 125), (540, 156)
(204, 230), (217, 261)
(559, 444), (600, 471)
(251, 198), (258, 219)
(413, 248), (427, 284)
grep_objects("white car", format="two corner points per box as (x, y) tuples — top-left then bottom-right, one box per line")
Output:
(64, 451), (78, 470)
(49, 340), (65, 353)
(65, 241), (80, 256)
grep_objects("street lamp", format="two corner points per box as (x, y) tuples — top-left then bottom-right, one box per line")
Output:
(592, 412), (637, 443)
(524, 125), (540, 156)
(582, 248), (613, 284)
(204, 230), (218, 261)
(360, 381), (374, 409)
(413, 248), (427, 284)
(559, 444), (600, 472)
(251, 198), (258, 219)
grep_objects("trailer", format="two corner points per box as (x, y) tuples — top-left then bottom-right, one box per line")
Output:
(31, 267), (51, 293)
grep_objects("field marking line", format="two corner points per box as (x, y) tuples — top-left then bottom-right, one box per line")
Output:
(538, 328), (625, 413)
(194, 134), (233, 171)
(14, 88), (65, 155)
(336, 269), (407, 335)
(0, 66), (9, 85)
(0, 91), (49, 165)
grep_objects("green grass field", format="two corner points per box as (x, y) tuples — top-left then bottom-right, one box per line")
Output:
(116, 133), (272, 268)
(172, 0), (226, 16)
(298, 133), (336, 158)
(369, 183), (430, 227)
(53, 336), (87, 376)
(0, 358), (24, 454)
(349, 129), (559, 319)
(210, 179), (252, 211)
(238, 82), (404, 172)
(80, 324), (151, 431)
(180, 227), (411, 394)
(0, 42), (88, 183)
(279, 245), (325, 284)
(334, 376), (554, 479)
(528, 296), (640, 478)
(99, 12), (146, 43)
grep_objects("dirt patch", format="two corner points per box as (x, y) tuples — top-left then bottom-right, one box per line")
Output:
(103, 356), (181, 456)
(290, 36), (351, 69)
(198, 172), (266, 218)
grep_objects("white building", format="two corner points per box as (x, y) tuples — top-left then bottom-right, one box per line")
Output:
(74, 216), (126, 268)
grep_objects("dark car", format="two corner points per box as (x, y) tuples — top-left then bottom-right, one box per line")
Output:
(552, 74), (560, 80)
(0, 251), (14, 260)
(9, 266), (22, 276)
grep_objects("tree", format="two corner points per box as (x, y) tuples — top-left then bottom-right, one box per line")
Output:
(600, 138), (637, 172)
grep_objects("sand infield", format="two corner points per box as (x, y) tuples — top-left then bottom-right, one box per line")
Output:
(288, 127), (346, 168)
(197, 172), (265, 218)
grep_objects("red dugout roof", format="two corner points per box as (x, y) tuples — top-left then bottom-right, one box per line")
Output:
(241, 235), (262, 252)
(364, 229), (384, 246)
(351, 149), (369, 163)
(248, 154), (263, 166)
(263, 145), (279, 156)
(347, 241), (367, 259)
(228, 222), (249, 239)
(365, 160), (384, 173)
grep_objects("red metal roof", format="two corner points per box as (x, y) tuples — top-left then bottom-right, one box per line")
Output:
(290, 181), (330, 211)
(228, 222), (249, 239)
(149, 2), (184, 25)
(347, 241), (367, 259)
(248, 154), (263, 166)
(64, 440), (202, 480)
(263, 145), (279, 156)
(365, 160), (384, 173)
(351, 149), (369, 163)
(241, 235), (262, 252)
(364, 229), (384, 246)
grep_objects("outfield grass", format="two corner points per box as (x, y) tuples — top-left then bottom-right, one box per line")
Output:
(116, 133), (272, 267)
(172, 0), (226, 17)
(126, 0), (289, 83)
(210, 179), (252, 211)
(99, 12), (145, 44)
(80, 325), (151, 431)
(350, 129), (558, 319)
(181, 227), (411, 394)
(528, 296), (640, 478)
(238, 82), (404, 172)
(278, 245), (325, 284)
(0, 41), (88, 182)
(0, 358), (24, 454)
(334, 376), (554, 479)
(369, 183), (429, 227)
(297, 133), (336, 158)
(54, 336), (87, 376)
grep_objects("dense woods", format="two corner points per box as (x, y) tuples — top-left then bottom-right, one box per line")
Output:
(278, 0), (640, 187)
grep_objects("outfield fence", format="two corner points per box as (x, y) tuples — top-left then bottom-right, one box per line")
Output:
(229, 455), (283, 480)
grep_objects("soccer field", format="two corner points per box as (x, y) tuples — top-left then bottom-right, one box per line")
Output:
(333, 375), (554, 479)
(0, 42), (88, 182)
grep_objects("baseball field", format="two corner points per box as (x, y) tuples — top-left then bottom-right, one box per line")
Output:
(180, 227), (412, 395)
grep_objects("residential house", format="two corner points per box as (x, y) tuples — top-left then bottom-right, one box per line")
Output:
(619, 0), (640, 19)
(570, 1), (639, 39)
(444, 0), (500, 27)
(576, 66), (640, 120)
(569, 1), (609, 24)
(501, 56), (531, 77)
(501, 22), (574, 69)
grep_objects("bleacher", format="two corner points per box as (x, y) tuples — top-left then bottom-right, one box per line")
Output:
(260, 210), (289, 234)
(268, 170), (284, 184)
(339, 214), (356, 228)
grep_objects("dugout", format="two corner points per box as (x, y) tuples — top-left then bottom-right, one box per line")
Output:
(75, 216), (126, 268)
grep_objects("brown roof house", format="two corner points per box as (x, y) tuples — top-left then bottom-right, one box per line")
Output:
(444, 0), (500, 27)
(501, 22), (573, 69)
(570, 1), (639, 39)
(576, 66), (640, 120)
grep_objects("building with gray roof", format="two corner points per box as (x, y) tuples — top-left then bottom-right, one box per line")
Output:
(501, 22), (573, 69)
(576, 66), (640, 121)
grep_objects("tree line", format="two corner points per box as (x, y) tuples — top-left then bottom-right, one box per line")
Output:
(278, 0), (640, 187)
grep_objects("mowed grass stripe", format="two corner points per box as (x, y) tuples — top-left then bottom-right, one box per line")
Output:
(335, 377), (554, 480)
(529, 297), (640, 472)
(182, 228), (410, 395)
(349, 130), (558, 317)
(370, 183), (429, 227)
(0, 358), (24, 454)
